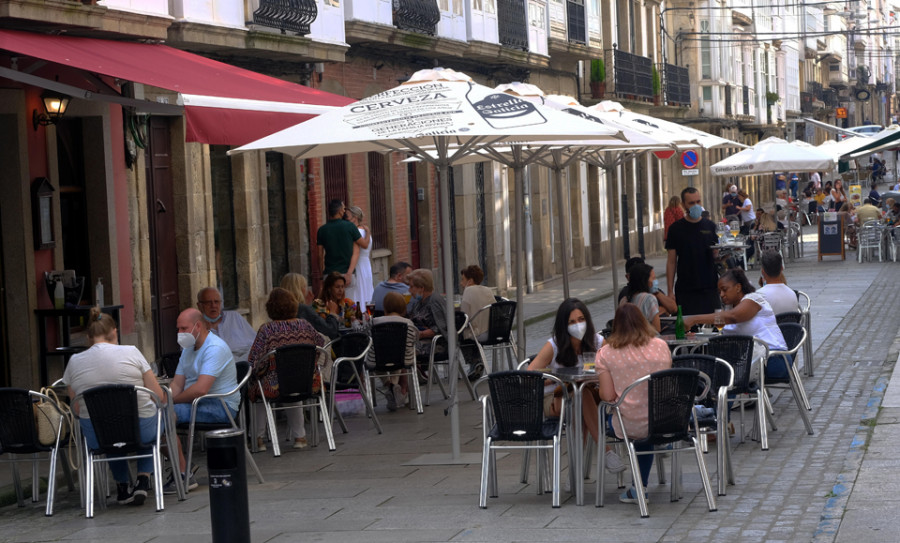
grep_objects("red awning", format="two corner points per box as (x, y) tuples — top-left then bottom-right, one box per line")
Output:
(0, 29), (353, 146)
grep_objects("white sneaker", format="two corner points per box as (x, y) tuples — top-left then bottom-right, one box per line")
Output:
(605, 449), (627, 473)
(393, 384), (408, 407)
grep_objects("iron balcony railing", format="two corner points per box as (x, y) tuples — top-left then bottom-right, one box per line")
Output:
(663, 63), (690, 106)
(394, 0), (441, 36)
(613, 48), (652, 99)
(252, 0), (318, 35)
(822, 88), (838, 107)
(497, 0), (528, 51)
(806, 81), (824, 101)
(566, 0), (586, 44)
(800, 92), (814, 113)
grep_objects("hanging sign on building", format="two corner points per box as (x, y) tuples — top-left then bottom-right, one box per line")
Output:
(836, 107), (848, 119)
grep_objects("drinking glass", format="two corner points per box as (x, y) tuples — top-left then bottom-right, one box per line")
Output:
(365, 302), (375, 317)
(581, 352), (597, 371)
(713, 309), (724, 332)
(729, 221), (740, 239)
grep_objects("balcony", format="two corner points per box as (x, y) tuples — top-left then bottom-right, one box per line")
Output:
(251, 0), (318, 35)
(662, 63), (690, 106)
(822, 88), (838, 107)
(613, 48), (652, 100)
(393, 0), (441, 36)
(806, 81), (824, 101)
(498, 0), (529, 51)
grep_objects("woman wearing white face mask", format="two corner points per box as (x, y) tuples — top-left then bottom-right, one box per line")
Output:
(528, 299), (625, 472)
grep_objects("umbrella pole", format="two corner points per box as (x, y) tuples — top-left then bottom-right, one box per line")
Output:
(515, 164), (527, 359)
(605, 158), (620, 312)
(553, 162), (571, 300)
(437, 160), (461, 460)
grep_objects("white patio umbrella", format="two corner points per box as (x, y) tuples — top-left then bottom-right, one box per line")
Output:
(710, 137), (835, 176)
(593, 100), (742, 150)
(231, 68), (625, 463)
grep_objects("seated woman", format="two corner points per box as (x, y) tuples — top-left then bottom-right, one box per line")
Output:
(248, 287), (326, 451)
(367, 292), (418, 411)
(617, 262), (661, 332)
(595, 303), (672, 504)
(406, 269), (447, 366)
(459, 264), (496, 342)
(64, 307), (166, 507)
(684, 268), (790, 378)
(312, 271), (359, 329)
(280, 272), (340, 340)
(837, 202), (859, 249)
(527, 298), (623, 472)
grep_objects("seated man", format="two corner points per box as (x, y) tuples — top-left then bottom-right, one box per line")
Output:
(371, 261), (411, 315)
(166, 308), (240, 493)
(197, 287), (256, 362)
(757, 250), (800, 315)
(856, 198), (882, 225)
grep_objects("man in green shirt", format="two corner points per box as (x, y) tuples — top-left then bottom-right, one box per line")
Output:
(317, 199), (362, 286)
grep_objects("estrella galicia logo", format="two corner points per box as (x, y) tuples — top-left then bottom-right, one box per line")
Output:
(469, 93), (547, 129)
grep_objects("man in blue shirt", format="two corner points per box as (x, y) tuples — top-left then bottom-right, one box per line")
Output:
(166, 308), (239, 492)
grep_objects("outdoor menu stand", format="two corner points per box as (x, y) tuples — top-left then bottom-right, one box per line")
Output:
(34, 305), (123, 385)
(817, 214), (845, 261)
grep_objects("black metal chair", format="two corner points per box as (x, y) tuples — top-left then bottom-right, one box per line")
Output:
(178, 360), (263, 486)
(324, 333), (381, 434)
(0, 388), (74, 516)
(672, 354), (735, 496)
(257, 345), (335, 455)
(76, 385), (165, 518)
(426, 311), (478, 405)
(365, 321), (424, 414)
(761, 323), (814, 436)
(596, 368), (717, 518)
(775, 311), (802, 324)
(470, 301), (518, 373)
(706, 334), (775, 450)
(475, 370), (567, 508)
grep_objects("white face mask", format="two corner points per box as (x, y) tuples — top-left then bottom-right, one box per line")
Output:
(177, 324), (198, 350)
(567, 322), (587, 341)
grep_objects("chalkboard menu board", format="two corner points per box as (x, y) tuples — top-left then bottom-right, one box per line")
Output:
(818, 214), (845, 260)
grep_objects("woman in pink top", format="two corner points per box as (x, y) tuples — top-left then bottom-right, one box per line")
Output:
(595, 303), (672, 503)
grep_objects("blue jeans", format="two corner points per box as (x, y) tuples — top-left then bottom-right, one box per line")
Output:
(765, 353), (795, 381)
(607, 416), (654, 487)
(174, 400), (237, 425)
(80, 416), (159, 483)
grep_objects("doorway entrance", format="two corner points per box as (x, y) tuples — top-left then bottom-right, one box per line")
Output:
(145, 117), (180, 357)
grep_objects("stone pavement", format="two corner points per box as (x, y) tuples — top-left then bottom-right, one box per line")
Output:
(1, 237), (898, 543)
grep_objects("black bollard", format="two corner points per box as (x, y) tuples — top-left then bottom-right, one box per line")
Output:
(206, 428), (250, 543)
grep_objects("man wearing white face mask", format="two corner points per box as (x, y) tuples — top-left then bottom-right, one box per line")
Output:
(665, 187), (721, 315)
(166, 308), (239, 493)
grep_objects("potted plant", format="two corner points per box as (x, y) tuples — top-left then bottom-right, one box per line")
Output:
(590, 59), (606, 99)
(651, 66), (661, 105)
(765, 91), (780, 105)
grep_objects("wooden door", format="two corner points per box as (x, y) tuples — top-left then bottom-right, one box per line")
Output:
(0, 210), (7, 387)
(145, 117), (180, 357)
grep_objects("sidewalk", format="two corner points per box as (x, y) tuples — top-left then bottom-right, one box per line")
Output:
(1, 241), (898, 543)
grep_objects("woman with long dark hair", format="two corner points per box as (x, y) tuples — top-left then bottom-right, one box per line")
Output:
(528, 299), (624, 472)
(313, 271), (358, 328)
(619, 262), (661, 331)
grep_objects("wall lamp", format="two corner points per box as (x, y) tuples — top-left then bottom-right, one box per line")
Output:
(33, 90), (71, 130)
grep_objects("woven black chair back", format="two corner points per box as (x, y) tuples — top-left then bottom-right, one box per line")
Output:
(370, 322), (411, 371)
(432, 311), (469, 362)
(483, 301), (516, 345)
(775, 312), (803, 325)
(643, 368), (700, 446)
(672, 354), (727, 408)
(273, 344), (319, 403)
(330, 332), (369, 387)
(0, 388), (45, 453)
(707, 335), (755, 392)
(778, 322), (804, 351)
(487, 371), (546, 442)
(81, 385), (147, 454)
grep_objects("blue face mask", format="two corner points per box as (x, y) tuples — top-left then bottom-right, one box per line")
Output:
(203, 313), (222, 324)
(412, 294), (422, 302)
(650, 279), (659, 294)
(688, 204), (703, 220)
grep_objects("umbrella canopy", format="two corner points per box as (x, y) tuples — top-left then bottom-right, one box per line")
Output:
(840, 125), (900, 160)
(710, 137), (835, 176)
(591, 100), (744, 150)
(231, 68), (625, 463)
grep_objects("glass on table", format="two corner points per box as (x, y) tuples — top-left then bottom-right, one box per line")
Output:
(713, 309), (725, 332)
(729, 220), (741, 239)
(581, 351), (597, 371)
(365, 302), (375, 317)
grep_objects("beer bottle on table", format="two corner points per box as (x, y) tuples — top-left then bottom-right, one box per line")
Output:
(675, 305), (686, 340)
